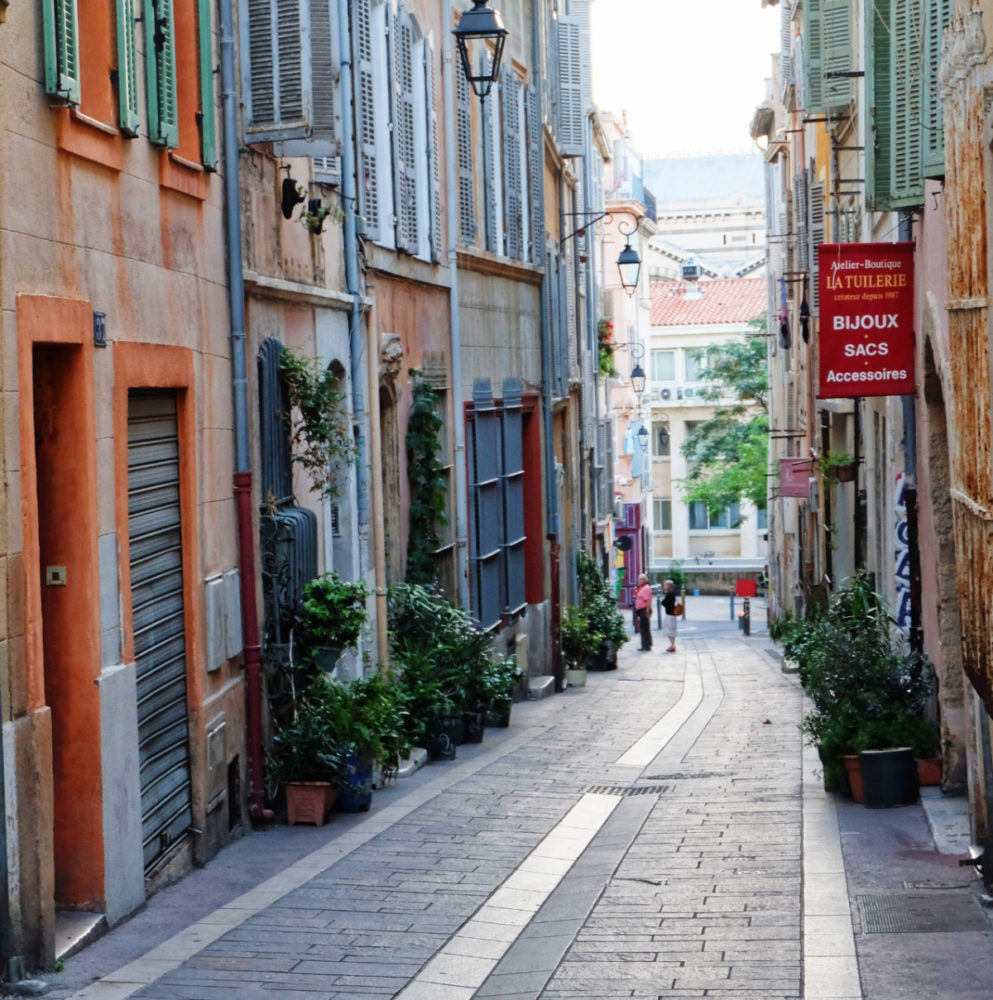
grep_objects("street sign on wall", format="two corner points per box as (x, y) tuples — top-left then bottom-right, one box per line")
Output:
(818, 242), (915, 399)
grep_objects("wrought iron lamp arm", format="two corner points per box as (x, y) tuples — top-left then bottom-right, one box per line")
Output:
(559, 209), (641, 244)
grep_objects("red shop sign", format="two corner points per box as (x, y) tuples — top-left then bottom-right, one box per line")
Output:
(818, 242), (915, 399)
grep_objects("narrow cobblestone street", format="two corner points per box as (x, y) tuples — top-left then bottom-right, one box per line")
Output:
(37, 600), (993, 1000)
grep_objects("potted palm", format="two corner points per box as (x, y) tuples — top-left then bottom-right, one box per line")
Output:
(298, 572), (369, 672)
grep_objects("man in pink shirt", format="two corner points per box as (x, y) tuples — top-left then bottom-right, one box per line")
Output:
(634, 573), (653, 651)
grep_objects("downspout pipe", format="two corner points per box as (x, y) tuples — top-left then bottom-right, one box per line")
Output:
(219, 0), (272, 822)
(443, 1), (471, 610)
(338, 0), (369, 531)
(0, 680), (10, 971)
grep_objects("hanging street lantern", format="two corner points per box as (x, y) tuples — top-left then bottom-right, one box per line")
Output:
(453, 1), (509, 100)
(630, 359), (647, 397)
(616, 217), (642, 296)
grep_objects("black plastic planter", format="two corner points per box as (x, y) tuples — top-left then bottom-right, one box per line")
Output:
(463, 709), (486, 744)
(427, 714), (463, 760)
(859, 747), (919, 808)
(336, 750), (373, 812)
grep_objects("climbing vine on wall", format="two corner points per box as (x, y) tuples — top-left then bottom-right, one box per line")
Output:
(405, 371), (448, 584)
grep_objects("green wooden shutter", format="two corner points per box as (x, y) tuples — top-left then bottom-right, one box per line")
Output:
(822, 0), (853, 115)
(197, 0), (217, 168)
(144, 0), (179, 147)
(866, 0), (891, 209)
(922, 0), (951, 179)
(891, 0), (923, 206)
(116, 0), (140, 133)
(803, 0), (823, 114)
(43, 0), (81, 104)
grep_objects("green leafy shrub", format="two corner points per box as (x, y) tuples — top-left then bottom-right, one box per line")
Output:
(406, 372), (449, 585)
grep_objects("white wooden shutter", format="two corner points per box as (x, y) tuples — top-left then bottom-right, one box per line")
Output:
(482, 82), (499, 253)
(557, 15), (583, 156)
(391, 8), (418, 253)
(803, 0), (823, 113)
(241, 0), (312, 143)
(502, 67), (524, 261)
(780, 0), (794, 91)
(455, 44), (476, 245)
(351, 0), (379, 238)
(794, 170), (809, 271)
(526, 83), (544, 266)
(809, 181), (826, 315)
(424, 40), (442, 262)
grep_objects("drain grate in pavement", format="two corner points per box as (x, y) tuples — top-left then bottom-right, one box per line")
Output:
(583, 784), (671, 797)
(856, 893), (989, 934)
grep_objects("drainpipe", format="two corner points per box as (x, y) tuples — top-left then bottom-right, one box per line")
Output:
(443, 1), (471, 610)
(534, 5), (562, 690)
(338, 0), (369, 536)
(219, 0), (272, 822)
(365, 291), (389, 665)
(0, 686), (10, 972)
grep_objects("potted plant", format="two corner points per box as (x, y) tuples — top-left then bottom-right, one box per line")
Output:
(561, 606), (602, 687)
(577, 552), (629, 669)
(818, 450), (857, 484)
(298, 572), (370, 673)
(266, 679), (349, 825)
(788, 573), (935, 799)
(482, 654), (525, 727)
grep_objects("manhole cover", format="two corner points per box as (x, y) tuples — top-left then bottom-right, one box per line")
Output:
(856, 893), (988, 934)
(583, 784), (670, 797)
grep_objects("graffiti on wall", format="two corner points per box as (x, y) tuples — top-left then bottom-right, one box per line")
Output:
(894, 472), (911, 629)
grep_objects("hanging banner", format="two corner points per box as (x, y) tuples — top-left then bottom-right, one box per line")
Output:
(779, 458), (812, 498)
(818, 242), (915, 399)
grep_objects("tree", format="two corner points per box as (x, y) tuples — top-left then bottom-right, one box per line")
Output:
(679, 319), (769, 520)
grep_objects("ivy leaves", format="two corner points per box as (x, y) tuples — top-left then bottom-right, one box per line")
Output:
(406, 372), (448, 585)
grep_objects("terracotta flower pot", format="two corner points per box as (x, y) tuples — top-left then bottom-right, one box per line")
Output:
(285, 781), (338, 826)
(916, 757), (943, 787)
(844, 755), (864, 803)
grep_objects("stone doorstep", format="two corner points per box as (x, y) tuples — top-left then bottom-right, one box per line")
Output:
(527, 676), (555, 700)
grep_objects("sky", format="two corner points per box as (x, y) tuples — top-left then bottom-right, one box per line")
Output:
(590, 0), (781, 158)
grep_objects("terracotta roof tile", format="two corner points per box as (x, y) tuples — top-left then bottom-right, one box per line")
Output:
(649, 278), (767, 327)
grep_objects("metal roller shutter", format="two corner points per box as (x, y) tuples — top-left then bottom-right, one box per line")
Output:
(127, 390), (193, 873)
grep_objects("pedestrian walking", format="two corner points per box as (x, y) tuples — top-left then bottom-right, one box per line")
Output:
(634, 573), (653, 651)
(661, 578), (679, 652)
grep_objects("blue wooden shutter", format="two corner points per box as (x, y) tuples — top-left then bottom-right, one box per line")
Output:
(351, 0), (380, 238)
(501, 379), (526, 615)
(196, 0), (217, 167)
(144, 0), (179, 147)
(116, 0), (140, 134)
(922, 0), (951, 179)
(43, 0), (81, 104)
(502, 68), (524, 261)
(455, 42), (476, 245)
(526, 83), (544, 266)
(241, 0), (312, 144)
(470, 381), (502, 628)
(557, 15), (583, 156)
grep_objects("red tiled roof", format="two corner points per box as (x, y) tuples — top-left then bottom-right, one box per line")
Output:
(649, 278), (767, 327)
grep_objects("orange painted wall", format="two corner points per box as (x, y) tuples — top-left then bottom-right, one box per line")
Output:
(17, 294), (104, 906)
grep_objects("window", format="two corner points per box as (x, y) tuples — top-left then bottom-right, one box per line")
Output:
(650, 349), (675, 382)
(42, 0), (216, 163)
(757, 507), (768, 530)
(689, 501), (741, 530)
(685, 349), (708, 382)
(653, 498), (672, 532)
(653, 421), (671, 458)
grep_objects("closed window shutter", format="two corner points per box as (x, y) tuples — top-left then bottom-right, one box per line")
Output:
(116, 0), (140, 134)
(891, 0), (923, 205)
(794, 170), (809, 271)
(424, 41), (442, 263)
(482, 83), (498, 253)
(352, 0), (379, 238)
(866, 0), (890, 208)
(390, 9), (418, 253)
(242, 0), (310, 143)
(501, 379), (526, 615)
(455, 42), (476, 245)
(144, 0), (179, 147)
(809, 181), (826, 315)
(196, 0), (217, 167)
(780, 0), (794, 92)
(922, 0), (950, 178)
(526, 83), (544, 266)
(43, 0), (81, 104)
(469, 381), (503, 628)
(822, 0), (853, 115)
(557, 15), (583, 156)
(279, 0), (341, 162)
(803, 0), (823, 113)
(502, 68), (524, 261)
